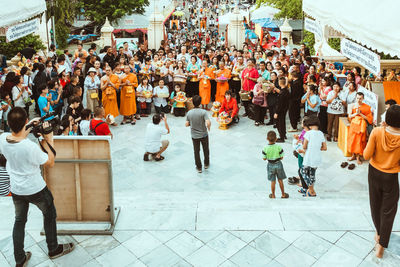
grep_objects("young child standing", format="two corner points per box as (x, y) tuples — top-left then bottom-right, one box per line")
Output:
(263, 131), (289, 199)
(300, 116), (327, 197)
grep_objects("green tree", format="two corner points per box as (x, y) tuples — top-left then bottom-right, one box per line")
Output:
(256, 0), (302, 19)
(77, 0), (150, 24)
(0, 34), (45, 59)
(47, 0), (76, 49)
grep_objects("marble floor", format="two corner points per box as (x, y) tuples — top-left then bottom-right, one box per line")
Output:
(1, 109), (400, 266)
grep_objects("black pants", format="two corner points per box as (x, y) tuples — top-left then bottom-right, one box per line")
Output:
(318, 106), (328, 134)
(267, 94), (277, 124)
(186, 81), (199, 97)
(210, 80), (217, 102)
(173, 107), (186, 117)
(230, 79), (241, 104)
(242, 100), (252, 118)
(155, 105), (170, 114)
(276, 110), (287, 139)
(289, 99), (301, 129)
(192, 136), (209, 169)
(254, 105), (266, 123)
(368, 164), (399, 248)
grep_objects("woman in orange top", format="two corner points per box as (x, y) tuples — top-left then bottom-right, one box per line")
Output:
(363, 104), (400, 258)
(215, 61), (231, 104)
(120, 65), (138, 125)
(347, 92), (373, 164)
(100, 66), (120, 123)
(198, 60), (214, 109)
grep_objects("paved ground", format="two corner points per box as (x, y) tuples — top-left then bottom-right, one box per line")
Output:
(1, 109), (400, 266)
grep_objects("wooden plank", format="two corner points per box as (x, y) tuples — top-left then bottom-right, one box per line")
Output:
(74, 140), (82, 221)
(78, 140), (110, 159)
(338, 117), (351, 157)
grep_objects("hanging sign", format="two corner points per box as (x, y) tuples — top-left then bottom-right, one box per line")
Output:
(304, 17), (322, 39)
(341, 38), (381, 76)
(6, 18), (39, 42)
(358, 85), (379, 125)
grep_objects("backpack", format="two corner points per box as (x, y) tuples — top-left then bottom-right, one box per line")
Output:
(88, 120), (105, 136)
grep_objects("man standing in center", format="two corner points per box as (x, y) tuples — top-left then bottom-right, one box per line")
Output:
(186, 95), (211, 173)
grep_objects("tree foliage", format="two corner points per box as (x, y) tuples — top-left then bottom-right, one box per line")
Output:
(77, 0), (150, 24)
(0, 34), (46, 59)
(47, 0), (76, 49)
(256, 0), (302, 19)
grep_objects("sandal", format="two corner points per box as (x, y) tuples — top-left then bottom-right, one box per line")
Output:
(281, 193), (289, 199)
(155, 156), (165, 161)
(255, 122), (260, 126)
(303, 191), (317, 197)
(288, 177), (299, 185)
(131, 120), (136, 125)
(340, 162), (349, 168)
(298, 188), (307, 194)
(49, 243), (75, 259)
(348, 163), (356, 170)
(120, 121), (126, 125)
(269, 194), (275, 198)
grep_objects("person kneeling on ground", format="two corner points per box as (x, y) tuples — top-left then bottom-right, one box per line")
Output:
(263, 130), (289, 199)
(144, 113), (170, 161)
(219, 90), (239, 124)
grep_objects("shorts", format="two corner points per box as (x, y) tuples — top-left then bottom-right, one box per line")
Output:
(267, 161), (286, 182)
(300, 166), (317, 186)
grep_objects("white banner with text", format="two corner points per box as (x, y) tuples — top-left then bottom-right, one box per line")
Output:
(6, 19), (39, 42)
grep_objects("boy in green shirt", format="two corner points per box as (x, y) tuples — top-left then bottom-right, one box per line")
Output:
(263, 131), (289, 198)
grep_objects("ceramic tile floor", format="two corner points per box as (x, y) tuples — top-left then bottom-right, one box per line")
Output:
(1, 109), (400, 266)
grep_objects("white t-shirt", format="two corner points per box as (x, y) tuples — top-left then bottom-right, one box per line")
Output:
(327, 90), (345, 114)
(145, 123), (168, 153)
(153, 86), (169, 107)
(12, 86), (29, 108)
(303, 130), (326, 168)
(0, 134), (48, 195)
(80, 120), (90, 136)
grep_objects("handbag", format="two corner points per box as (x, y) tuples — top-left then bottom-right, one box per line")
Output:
(0, 166), (10, 197)
(253, 94), (264, 106)
(89, 89), (98, 99)
(105, 87), (113, 95)
(126, 86), (134, 94)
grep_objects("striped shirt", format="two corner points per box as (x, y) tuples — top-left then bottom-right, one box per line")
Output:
(0, 167), (10, 196)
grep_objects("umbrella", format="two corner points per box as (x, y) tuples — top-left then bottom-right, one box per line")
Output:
(173, 11), (185, 16)
(245, 29), (258, 39)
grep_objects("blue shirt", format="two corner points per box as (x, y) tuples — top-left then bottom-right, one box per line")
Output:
(49, 89), (62, 109)
(259, 69), (270, 81)
(302, 93), (321, 113)
(37, 95), (54, 120)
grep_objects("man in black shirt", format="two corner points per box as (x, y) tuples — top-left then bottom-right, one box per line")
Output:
(136, 44), (147, 63)
(288, 72), (304, 131)
(103, 47), (116, 69)
(20, 44), (36, 60)
(274, 77), (290, 142)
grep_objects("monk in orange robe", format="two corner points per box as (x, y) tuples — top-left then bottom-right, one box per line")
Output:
(347, 92), (373, 164)
(215, 61), (231, 103)
(120, 65), (138, 124)
(199, 61), (214, 109)
(101, 66), (120, 124)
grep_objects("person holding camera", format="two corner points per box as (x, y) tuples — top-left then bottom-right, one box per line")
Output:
(0, 107), (74, 266)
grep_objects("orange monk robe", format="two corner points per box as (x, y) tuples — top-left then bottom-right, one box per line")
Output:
(102, 74), (120, 118)
(120, 73), (138, 116)
(215, 68), (231, 103)
(199, 67), (214, 105)
(347, 103), (373, 154)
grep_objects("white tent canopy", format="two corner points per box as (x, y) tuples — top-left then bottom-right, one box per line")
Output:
(218, 10), (248, 26)
(303, 0), (400, 57)
(250, 4), (279, 21)
(0, 0), (46, 28)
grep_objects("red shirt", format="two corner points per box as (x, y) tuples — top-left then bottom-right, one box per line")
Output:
(241, 68), (259, 91)
(90, 119), (111, 136)
(219, 98), (239, 118)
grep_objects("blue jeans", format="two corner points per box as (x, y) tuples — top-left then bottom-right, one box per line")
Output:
(12, 187), (58, 264)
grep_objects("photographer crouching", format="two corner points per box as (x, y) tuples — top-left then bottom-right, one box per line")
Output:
(0, 107), (73, 266)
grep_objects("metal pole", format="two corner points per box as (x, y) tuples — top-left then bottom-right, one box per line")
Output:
(51, 0), (57, 47)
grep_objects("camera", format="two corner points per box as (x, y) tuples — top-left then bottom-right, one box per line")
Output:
(26, 112), (60, 138)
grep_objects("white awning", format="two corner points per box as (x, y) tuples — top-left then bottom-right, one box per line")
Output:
(250, 4), (279, 21)
(0, 0), (46, 28)
(303, 0), (400, 57)
(219, 10), (249, 25)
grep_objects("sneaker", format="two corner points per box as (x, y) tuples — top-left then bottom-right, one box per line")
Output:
(16, 251), (31, 267)
(196, 167), (202, 173)
(276, 138), (285, 143)
(288, 128), (298, 132)
(49, 243), (74, 259)
(143, 153), (150, 161)
(204, 164), (209, 169)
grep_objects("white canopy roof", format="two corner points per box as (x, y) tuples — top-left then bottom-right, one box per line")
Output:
(219, 10), (249, 25)
(250, 4), (279, 21)
(303, 0), (400, 57)
(0, 0), (46, 28)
